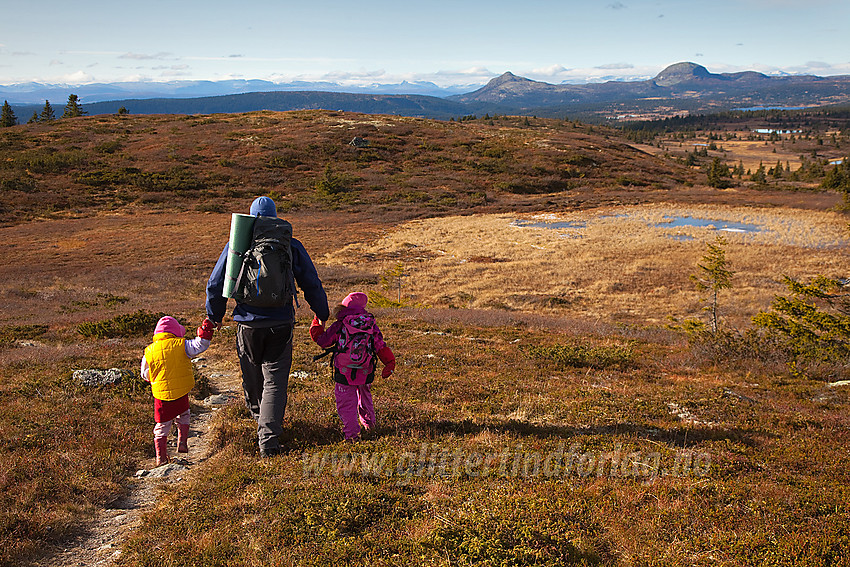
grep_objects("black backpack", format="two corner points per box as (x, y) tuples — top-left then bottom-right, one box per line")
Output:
(234, 216), (295, 308)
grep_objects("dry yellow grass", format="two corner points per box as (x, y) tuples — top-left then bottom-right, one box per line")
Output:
(323, 203), (849, 326)
(639, 129), (846, 174)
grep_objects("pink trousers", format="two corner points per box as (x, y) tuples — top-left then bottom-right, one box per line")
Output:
(153, 409), (190, 439)
(334, 383), (375, 440)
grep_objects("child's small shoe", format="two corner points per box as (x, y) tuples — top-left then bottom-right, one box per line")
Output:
(154, 437), (170, 467)
(177, 424), (190, 454)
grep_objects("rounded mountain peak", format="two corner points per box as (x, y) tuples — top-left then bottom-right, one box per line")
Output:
(487, 71), (525, 87)
(654, 62), (712, 86)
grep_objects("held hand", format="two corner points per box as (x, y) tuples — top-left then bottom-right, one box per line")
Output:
(197, 318), (216, 341)
(381, 360), (395, 379)
(309, 316), (325, 342)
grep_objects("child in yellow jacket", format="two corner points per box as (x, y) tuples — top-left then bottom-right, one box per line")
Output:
(141, 316), (215, 466)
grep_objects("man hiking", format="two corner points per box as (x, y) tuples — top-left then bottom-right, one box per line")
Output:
(206, 196), (329, 457)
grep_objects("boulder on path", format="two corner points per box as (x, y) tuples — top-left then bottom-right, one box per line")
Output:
(135, 462), (187, 478)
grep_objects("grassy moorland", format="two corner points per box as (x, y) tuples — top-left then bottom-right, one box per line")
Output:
(0, 110), (847, 566)
(0, 110), (696, 225)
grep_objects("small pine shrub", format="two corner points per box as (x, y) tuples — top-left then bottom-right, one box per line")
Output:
(0, 324), (49, 347)
(0, 174), (37, 193)
(367, 291), (407, 308)
(94, 140), (123, 154)
(753, 275), (850, 378)
(315, 164), (348, 195)
(526, 341), (634, 369)
(77, 310), (165, 339)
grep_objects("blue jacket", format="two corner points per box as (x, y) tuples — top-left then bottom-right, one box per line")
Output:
(206, 237), (330, 325)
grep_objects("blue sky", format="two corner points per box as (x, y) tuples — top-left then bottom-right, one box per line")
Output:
(1, 0), (848, 87)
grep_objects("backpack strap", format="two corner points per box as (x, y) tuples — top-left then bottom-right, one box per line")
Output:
(312, 347), (335, 362)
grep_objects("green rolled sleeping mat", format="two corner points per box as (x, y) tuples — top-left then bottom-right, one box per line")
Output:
(223, 213), (255, 298)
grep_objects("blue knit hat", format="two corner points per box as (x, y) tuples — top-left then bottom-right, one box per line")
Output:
(250, 196), (277, 217)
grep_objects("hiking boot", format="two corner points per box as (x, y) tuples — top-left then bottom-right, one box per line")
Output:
(260, 446), (281, 458)
(177, 424), (190, 454)
(154, 436), (169, 467)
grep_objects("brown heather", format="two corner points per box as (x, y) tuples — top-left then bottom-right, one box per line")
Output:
(0, 110), (847, 566)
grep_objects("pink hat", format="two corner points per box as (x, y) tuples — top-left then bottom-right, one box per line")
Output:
(154, 316), (186, 337)
(341, 292), (368, 309)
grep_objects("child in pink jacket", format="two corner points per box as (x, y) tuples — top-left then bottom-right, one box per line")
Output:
(141, 316), (215, 466)
(310, 292), (395, 441)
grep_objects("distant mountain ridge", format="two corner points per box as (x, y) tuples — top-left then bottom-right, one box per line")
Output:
(451, 62), (849, 112)
(0, 78), (472, 106)
(79, 91), (472, 120)
(5, 62), (850, 122)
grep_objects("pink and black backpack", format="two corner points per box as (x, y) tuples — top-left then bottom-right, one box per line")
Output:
(333, 312), (378, 382)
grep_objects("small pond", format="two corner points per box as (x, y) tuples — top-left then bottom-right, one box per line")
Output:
(653, 215), (762, 234)
(512, 214), (764, 240)
(511, 219), (586, 230)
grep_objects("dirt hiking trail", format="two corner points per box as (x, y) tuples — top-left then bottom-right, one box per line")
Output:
(31, 352), (242, 567)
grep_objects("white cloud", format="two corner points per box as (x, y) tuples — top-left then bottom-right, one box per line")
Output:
(119, 52), (172, 61)
(320, 69), (388, 81)
(120, 74), (155, 82)
(435, 66), (495, 77)
(152, 65), (190, 71)
(595, 62), (635, 70)
(530, 64), (572, 76)
(61, 70), (95, 83)
(261, 66), (497, 89)
(49, 60), (63, 66)
(607, 1), (627, 9)
(803, 60), (832, 69)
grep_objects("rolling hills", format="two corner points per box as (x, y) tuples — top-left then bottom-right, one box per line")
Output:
(6, 62), (850, 123)
(0, 110), (698, 226)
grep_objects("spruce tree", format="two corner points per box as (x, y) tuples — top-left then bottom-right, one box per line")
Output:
(61, 94), (86, 118)
(691, 235), (734, 334)
(28, 111), (39, 124)
(751, 162), (767, 184)
(0, 101), (16, 127)
(753, 276), (850, 377)
(705, 157), (732, 188)
(40, 100), (55, 122)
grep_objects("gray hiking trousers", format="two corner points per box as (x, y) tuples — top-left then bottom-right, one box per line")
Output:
(236, 323), (293, 452)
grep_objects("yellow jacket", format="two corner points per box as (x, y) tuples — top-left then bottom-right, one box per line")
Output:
(144, 332), (195, 401)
